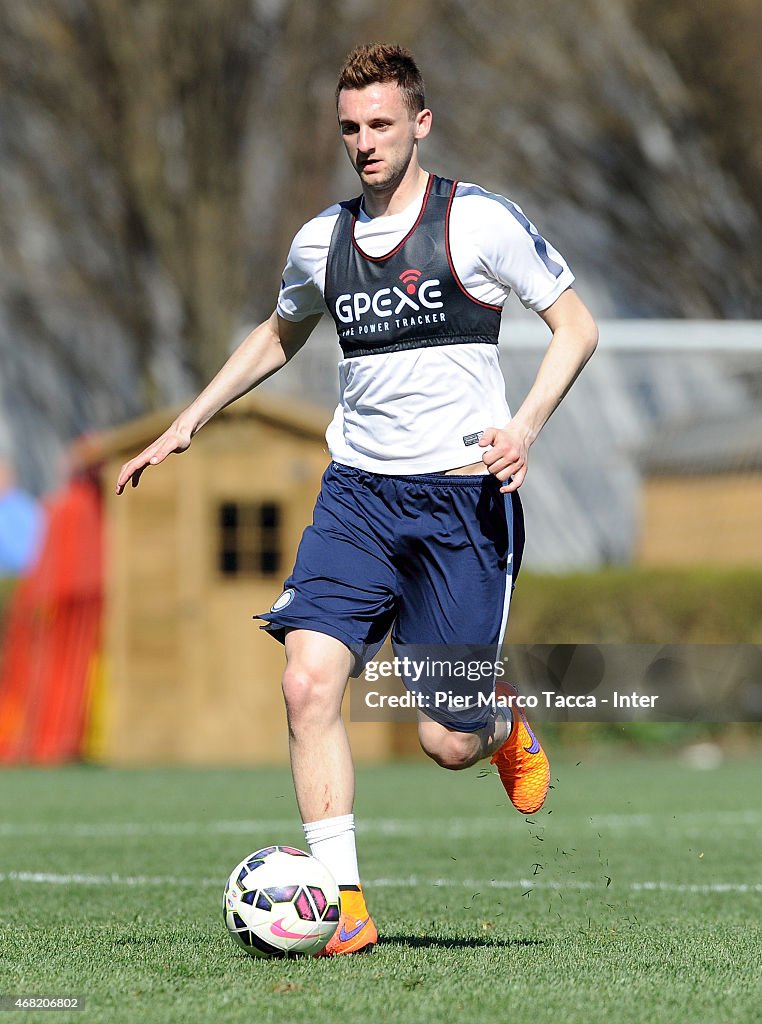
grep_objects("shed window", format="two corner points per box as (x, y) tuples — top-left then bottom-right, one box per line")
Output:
(218, 501), (282, 577)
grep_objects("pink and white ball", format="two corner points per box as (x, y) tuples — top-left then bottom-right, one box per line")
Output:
(223, 846), (340, 958)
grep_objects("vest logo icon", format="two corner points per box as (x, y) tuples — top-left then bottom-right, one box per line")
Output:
(399, 268), (423, 295)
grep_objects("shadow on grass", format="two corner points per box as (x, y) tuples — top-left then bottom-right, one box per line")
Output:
(381, 934), (546, 950)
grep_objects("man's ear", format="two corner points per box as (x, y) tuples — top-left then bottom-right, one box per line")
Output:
(414, 108), (432, 140)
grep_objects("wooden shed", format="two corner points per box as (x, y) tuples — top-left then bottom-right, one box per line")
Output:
(84, 391), (411, 764)
(636, 414), (762, 566)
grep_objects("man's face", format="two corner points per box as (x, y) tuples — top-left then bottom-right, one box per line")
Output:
(337, 82), (430, 194)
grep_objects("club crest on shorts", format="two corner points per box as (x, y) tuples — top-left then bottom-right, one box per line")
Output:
(270, 588), (296, 612)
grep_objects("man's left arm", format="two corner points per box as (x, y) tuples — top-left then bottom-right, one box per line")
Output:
(479, 288), (598, 492)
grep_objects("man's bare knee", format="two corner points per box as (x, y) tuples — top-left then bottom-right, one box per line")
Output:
(282, 663), (321, 715)
(281, 631), (352, 731)
(419, 727), (479, 770)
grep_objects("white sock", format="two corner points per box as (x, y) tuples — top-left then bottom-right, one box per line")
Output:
(302, 813), (360, 887)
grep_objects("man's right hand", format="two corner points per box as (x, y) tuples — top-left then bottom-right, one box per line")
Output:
(115, 422), (192, 494)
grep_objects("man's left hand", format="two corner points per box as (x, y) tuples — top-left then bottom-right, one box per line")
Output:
(478, 423), (532, 492)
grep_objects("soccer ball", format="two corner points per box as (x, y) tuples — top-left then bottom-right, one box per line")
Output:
(223, 846), (340, 958)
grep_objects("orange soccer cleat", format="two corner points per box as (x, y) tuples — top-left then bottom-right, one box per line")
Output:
(315, 885), (378, 957)
(490, 681), (550, 814)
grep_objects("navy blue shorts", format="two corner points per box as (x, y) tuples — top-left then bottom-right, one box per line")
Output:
(257, 461), (524, 729)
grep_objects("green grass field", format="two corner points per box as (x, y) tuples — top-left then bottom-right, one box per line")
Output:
(1, 753), (761, 1024)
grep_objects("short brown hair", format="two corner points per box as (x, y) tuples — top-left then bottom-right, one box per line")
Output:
(336, 43), (425, 116)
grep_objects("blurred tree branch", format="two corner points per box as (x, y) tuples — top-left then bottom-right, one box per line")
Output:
(631, 0), (762, 216)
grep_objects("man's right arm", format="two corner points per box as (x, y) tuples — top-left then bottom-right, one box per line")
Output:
(115, 311), (321, 494)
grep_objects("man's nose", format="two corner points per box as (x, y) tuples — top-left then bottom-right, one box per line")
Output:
(357, 126), (374, 152)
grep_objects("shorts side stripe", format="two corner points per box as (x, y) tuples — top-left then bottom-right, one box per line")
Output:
(496, 491), (515, 657)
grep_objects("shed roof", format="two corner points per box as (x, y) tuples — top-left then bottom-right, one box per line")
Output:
(73, 390), (331, 471)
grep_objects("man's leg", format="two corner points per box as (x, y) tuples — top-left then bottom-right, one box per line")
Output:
(282, 628), (354, 821)
(417, 708), (510, 770)
(392, 475), (548, 813)
(417, 682), (550, 814)
(281, 628), (378, 955)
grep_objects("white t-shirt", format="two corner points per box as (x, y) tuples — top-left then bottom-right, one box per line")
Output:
(277, 179), (574, 474)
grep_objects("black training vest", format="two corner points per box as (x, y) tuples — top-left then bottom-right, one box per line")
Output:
(324, 174), (502, 359)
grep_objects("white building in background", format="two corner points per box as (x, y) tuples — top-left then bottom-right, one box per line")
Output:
(260, 318), (762, 571)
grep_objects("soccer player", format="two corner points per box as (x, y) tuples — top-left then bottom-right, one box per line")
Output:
(116, 44), (598, 956)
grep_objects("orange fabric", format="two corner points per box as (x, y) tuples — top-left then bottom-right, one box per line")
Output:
(0, 476), (102, 763)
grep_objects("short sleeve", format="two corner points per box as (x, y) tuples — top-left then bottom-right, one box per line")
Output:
(276, 209), (340, 322)
(450, 184), (575, 312)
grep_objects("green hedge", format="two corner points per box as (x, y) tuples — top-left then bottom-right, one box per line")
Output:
(506, 568), (762, 749)
(509, 567), (762, 644)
